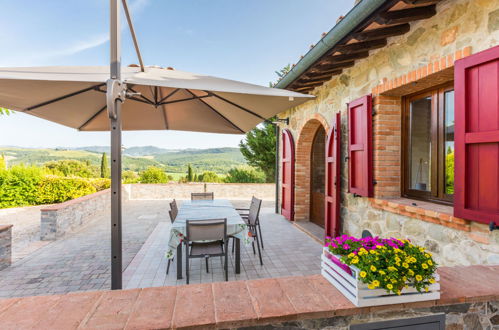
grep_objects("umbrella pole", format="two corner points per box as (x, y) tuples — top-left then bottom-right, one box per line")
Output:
(109, 0), (123, 290)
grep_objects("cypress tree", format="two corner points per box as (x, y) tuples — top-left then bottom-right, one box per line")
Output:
(100, 152), (109, 178)
(187, 164), (194, 182)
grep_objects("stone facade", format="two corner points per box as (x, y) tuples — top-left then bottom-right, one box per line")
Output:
(0, 225), (12, 270)
(276, 0), (499, 266)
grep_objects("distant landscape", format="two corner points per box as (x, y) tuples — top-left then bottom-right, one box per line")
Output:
(0, 146), (247, 177)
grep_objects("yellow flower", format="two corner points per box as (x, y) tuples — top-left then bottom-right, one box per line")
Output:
(425, 287), (429, 292)
(351, 257), (359, 264)
(348, 253), (355, 258)
(419, 247), (425, 252)
(422, 263), (428, 269)
(370, 265), (377, 272)
(368, 284), (375, 289)
(387, 284), (393, 290)
(390, 279), (397, 284)
(395, 257), (401, 263)
(428, 260), (433, 266)
(416, 275), (423, 281)
(369, 250), (376, 254)
(388, 266), (397, 272)
(402, 276), (407, 282)
(408, 270), (414, 276)
(429, 278), (436, 284)
(425, 253), (432, 258)
(379, 270), (386, 275)
(402, 263), (409, 269)
(372, 280), (380, 287)
(360, 271), (367, 278)
(396, 290), (401, 295)
(410, 257), (417, 263)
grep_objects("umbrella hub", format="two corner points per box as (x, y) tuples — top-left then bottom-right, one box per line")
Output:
(106, 79), (127, 119)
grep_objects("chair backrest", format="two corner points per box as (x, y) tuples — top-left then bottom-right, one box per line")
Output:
(247, 196), (262, 226)
(191, 192), (214, 200)
(186, 218), (227, 242)
(169, 199), (178, 223)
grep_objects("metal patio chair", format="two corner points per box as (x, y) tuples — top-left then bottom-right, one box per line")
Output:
(235, 196), (263, 265)
(185, 218), (228, 284)
(191, 192), (214, 200)
(166, 199), (178, 275)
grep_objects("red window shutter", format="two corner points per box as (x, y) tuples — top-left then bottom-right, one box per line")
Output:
(281, 129), (295, 221)
(454, 45), (499, 225)
(325, 112), (341, 237)
(348, 94), (373, 197)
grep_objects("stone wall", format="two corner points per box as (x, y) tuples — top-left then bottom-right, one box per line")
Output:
(0, 225), (12, 271)
(275, 0), (499, 267)
(124, 183), (275, 201)
(40, 189), (110, 241)
(0, 205), (45, 250)
(258, 301), (499, 329)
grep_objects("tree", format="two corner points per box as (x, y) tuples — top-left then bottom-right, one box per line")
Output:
(198, 171), (220, 183)
(43, 159), (97, 178)
(100, 153), (110, 178)
(139, 166), (171, 183)
(269, 64), (291, 87)
(186, 164), (194, 182)
(122, 170), (139, 184)
(239, 121), (276, 182)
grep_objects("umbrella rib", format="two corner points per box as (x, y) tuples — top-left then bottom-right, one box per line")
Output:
(24, 83), (105, 112)
(94, 87), (153, 105)
(209, 92), (266, 121)
(185, 89), (244, 134)
(127, 86), (155, 104)
(158, 88), (179, 104)
(158, 94), (211, 106)
(78, 105), (107, 130)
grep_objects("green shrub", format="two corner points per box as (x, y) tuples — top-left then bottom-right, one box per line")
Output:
(139, 166), (172, 183)
(44, 159), (98, 178)
(197, 171), (221, 183)
(37, 176), (97, 204)
(88, 178), (111, 191)
(0, 165), (43, 208)
(122, 170), (139, 184)
(225, 166), (266, 183)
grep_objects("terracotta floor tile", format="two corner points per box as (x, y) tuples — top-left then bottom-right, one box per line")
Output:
(80, 289), (141, 329)
(172, 283), (215, 329)
(36, 291), (103, 329)
(212, 280), (257, 328)
(0, 294), (61, 330)
(125, 286), (176, 330)
(246, 278), (296, 322)
(278, 276), (334, 317)
(0, 298), (19, 315)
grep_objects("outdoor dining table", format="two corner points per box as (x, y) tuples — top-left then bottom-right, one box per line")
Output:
(166, 199), (250, 279)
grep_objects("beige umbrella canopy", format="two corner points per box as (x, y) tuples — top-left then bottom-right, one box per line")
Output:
(0, 65), (313, 133)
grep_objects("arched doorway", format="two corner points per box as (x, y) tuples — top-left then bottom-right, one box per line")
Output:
(294, 115), (329, 224)
(310, 126), (326, 227)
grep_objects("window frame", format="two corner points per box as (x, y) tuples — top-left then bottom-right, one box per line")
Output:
(402, 82), (454, 205)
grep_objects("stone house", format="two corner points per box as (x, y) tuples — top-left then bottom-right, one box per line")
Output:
(274, 0), (499, 266)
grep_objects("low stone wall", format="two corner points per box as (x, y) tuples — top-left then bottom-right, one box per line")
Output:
(0, 225), (12, 270)
(40, 189), (110, 241)
(0, 205), (44, 250)
(124, 183), (275, 201)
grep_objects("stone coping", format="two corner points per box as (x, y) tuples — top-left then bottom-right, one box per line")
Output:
(40, 189), (110, 212)
(0, 265), (498, 329)
(0, 224), (13, 233)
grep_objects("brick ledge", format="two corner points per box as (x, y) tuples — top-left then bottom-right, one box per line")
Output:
(0, 224), (13, 233)
(0, 265), (498, 329)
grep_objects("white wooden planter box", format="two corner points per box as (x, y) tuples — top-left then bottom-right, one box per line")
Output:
(321, 247), (440, 307)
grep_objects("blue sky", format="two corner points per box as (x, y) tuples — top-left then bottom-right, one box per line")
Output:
(0, 0), (355, 149)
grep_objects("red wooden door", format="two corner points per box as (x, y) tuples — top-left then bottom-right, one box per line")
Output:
(281, 129), (295, 221)
(325, 112), (341, 237)
(348, 94), (373, 197)
(454, 45), (499, 225)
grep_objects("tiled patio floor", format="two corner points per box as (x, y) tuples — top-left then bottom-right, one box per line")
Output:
(0, 200), (322, 298)
(123, 208), (323, 288)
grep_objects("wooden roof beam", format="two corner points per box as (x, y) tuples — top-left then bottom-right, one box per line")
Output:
(320, 51), (370, 65)
(352, 23), (410, 41)
(401, 0), (440, 5)
(298, 70), (343, 84)
(376, 5), (436, 25)
(307, 61), (355, 75)
(335, 39), (387, 54)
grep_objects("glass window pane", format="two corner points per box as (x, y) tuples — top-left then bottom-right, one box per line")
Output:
(444, 90), (455, 195)
(409, 96), (432, 192)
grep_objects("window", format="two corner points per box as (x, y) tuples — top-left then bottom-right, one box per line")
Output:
(403, 84), (454, 203)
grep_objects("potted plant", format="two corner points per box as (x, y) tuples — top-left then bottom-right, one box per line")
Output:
(321, 235), (440, 307)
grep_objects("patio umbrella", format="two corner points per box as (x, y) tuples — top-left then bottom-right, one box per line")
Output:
(0, 65), (312, 133)
(0, 0), (313, 289)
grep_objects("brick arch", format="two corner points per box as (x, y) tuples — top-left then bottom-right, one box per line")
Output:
(294, 114), (330, 221)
